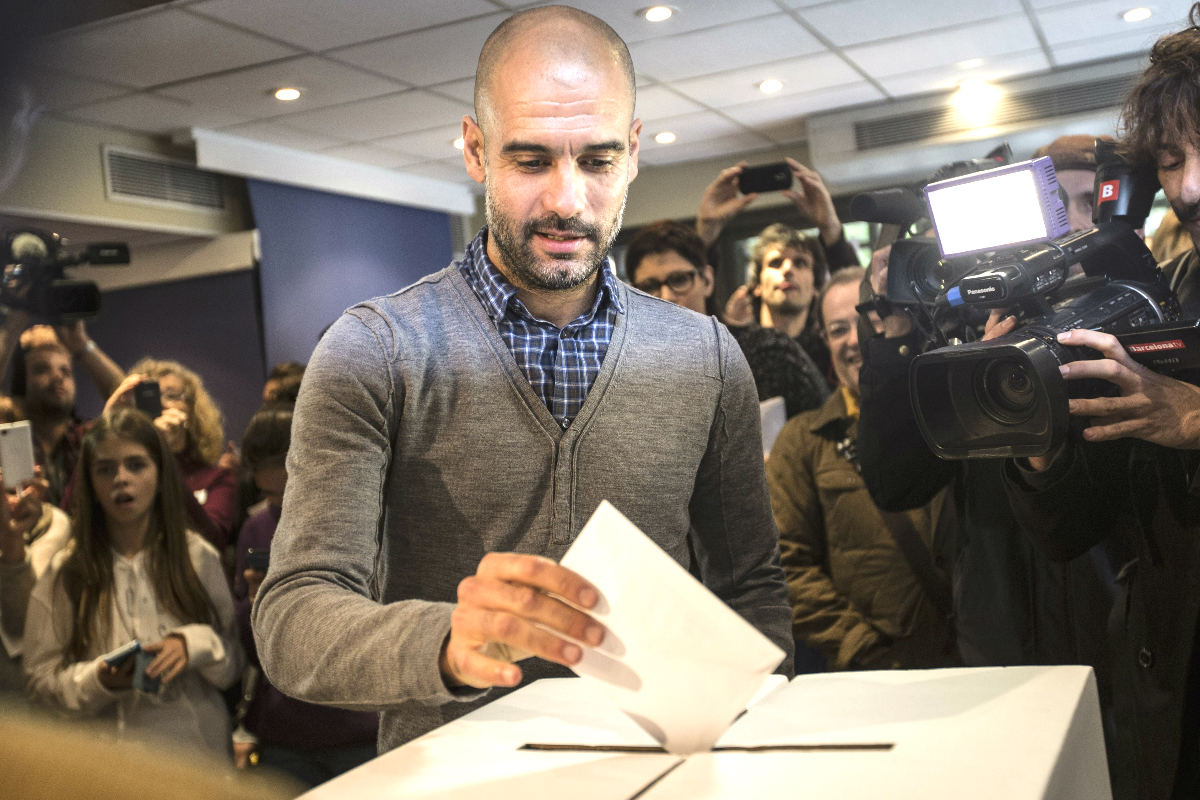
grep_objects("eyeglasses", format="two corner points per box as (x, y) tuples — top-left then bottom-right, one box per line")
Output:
(161, 390), (189, 404)
(824, 320), (856, 341)
(633, 269), (698, 295)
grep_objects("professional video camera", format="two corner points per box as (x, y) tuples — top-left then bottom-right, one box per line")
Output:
(3, 229), (129, 322)
(856, 140), (1191, 460)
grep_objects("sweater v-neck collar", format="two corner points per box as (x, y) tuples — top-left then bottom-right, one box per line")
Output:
(445, 266), (630, 441)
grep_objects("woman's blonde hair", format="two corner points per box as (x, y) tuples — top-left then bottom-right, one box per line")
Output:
(130, 358), (225, 466)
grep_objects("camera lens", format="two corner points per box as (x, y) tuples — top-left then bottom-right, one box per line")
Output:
(975, 359), (1037, 424)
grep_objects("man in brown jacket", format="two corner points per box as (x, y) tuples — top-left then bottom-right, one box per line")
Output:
(766, 267), (959, 670)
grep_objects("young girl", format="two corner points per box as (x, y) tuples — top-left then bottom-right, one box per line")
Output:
(23, 408), (242, 759)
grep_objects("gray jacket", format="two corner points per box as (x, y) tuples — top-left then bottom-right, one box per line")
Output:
(252, 263), (794, 752)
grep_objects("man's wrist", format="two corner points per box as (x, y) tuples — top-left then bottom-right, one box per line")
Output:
(73, 339), (96, 358)
(819, 222), (843, 248)
(439, 634), (464, 689)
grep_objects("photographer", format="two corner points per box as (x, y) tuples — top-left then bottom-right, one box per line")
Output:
(698, 159), (860, 382)
(0, 320), (123, 505)
(1003, 10), (1200, 797)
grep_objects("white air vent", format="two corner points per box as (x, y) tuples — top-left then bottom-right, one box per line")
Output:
(103, 146), (224, 210)
(855, 74), (1139, 151)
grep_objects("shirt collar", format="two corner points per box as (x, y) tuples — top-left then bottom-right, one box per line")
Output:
(460, 228), (624, 327)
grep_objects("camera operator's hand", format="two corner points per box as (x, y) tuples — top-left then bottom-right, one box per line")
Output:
(723, 285), (755, 327)
(783, 159), (842, 247)
(868, 245), (914, 338)
(983, 309), (1018, 342)
(440, 553), (606, 690)
(1057, 328), (1200, 448)
(105, 374), (145, 414)
(155, 408), (189, 454)
(697, 162), (758, 246)
(55, 321), (91, 357)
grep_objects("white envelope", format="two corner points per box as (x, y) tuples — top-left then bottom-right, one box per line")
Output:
(560, 501), (786, 756)
(760, 396), (787, 457)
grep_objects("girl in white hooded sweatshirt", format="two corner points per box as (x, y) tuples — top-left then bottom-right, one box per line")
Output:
(24, 407), (242, 760)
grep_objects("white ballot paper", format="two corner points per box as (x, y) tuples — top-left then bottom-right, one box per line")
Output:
(760, 396), (787, 458)
(559, 501), (786, 756)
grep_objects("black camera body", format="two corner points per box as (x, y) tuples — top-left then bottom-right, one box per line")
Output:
(853, 141), (1183, 460)
(4, 230), (128, 322)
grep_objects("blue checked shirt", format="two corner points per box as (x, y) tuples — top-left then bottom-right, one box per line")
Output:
(458, 230), (624, 428)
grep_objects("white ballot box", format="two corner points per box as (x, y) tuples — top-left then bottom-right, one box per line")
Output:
(301, 666), (1110, 800)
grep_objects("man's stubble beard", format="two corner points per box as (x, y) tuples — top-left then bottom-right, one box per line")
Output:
(485, 179), (628, 292)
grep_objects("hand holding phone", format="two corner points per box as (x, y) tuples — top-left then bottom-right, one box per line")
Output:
(0, 421), (36, 491)
(134, 379), (162, 419)
(737, 162), (794, 195)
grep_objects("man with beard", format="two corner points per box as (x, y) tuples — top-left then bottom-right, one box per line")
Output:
(766, 268), (957, 672)
(253, 6), (793, 754)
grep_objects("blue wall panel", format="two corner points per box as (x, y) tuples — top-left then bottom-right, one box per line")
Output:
(247, 180), (455, 368)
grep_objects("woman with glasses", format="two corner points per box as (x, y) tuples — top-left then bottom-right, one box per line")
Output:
(625, 220), (828, 420)
(103, 360), (237, 553)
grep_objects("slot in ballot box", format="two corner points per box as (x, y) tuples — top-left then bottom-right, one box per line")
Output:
(301, 665), (1109, 800)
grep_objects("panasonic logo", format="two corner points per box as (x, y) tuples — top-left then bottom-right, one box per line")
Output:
(965, 286), (997, 296)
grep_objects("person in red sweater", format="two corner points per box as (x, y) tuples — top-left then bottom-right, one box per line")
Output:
(103, 359), (236, 552)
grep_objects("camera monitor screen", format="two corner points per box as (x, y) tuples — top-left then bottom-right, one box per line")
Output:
(924, 156), (1070, 260)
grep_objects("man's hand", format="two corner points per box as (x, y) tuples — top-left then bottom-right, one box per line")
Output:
(105, 373), (145, 414)
(143, 634), (189, 685)
(868, 245), (914, 338)
(1057, 328), (1200, 448)
(441, 553), (606, 689)
(218, 442), (241, 472)
(722, 285), (755, 327)
(782, 158), (841, 246)
(18, 325), (60, 353)
(155, 408), (189, 454)
(0, 475), (22, 565)
(983, 309), (1018, 342)
(697, 162), (758, 246)
(54, 321), (91, 357)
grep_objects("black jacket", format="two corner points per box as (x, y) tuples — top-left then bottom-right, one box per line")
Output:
(856, 328), (1122, 716)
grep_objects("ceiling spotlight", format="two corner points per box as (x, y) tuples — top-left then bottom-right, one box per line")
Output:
(952, 78), (1002, 120)
(654, 131), (676, 144)
(640, 6), (674, 22)
(453, 137), (465, 150)
(273, 87), (301, 101)
(956, 58), (985, 70)
(1123, 7), (1152, 22)
(758, 79), (783, 93)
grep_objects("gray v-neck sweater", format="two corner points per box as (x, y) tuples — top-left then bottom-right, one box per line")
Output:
(253, 264), (793, 752)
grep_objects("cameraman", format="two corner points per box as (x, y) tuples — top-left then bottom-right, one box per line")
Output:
(1003, 10), (1200, 798)
(854, 145), (1124, 743)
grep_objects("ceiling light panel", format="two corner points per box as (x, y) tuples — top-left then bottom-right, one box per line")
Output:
(799, 0), (1026, 48)
(329, 13), (506, 87)
(1036, 0), (1192, 44)
(627, 13), (822, 82)
(65, 92), (251, 134)
(843, 16), (1041, 78)
(219, 120), (350, 151)
(878, 50), (1050, 97)
(634, 85), (706, 122)
(41, 8), (299, 88)
(159, 56), (405, 120)
(722, 82), (885, 129)
(372, 127), (471, 160)
(398, 158), (472, 184)
(1049, 26), (1171, 65)
(638, 110), (743, 145)
(188, 0), (497, 51)
(639, 130), (774, 167)
(560, 0), (778, 44)
(672, 52), (859, 107)
(278, 90), (472, 141)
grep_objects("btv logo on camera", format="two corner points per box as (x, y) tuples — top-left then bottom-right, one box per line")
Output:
(1098, 179), (1120, 203)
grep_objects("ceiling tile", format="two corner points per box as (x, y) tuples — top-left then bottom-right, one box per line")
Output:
(635, 86), (706, 122)
(751, 118), (809, 146)
(42, 8), (300, 88)
(319, 143), (425, 169)
(671, 52), (862, 108)
(1036, 0), (1196, 45)
(65, 92), (252, 134)
(844, 16), (1041, 78)
(798, 0), (1026, 48)
(373, 127), (466, 160)
(217, 120), (350, 151)
(275, 90), (472, 141)
(640, 110), (744, 149)
(427, 78), (477, 105)
(158, 56), (405, 120)
(878, 50), (1051, 97)
(15, 69), (134, 110)
(1050, 28), (1162, 64)
(397, 157), (476, 185)
(628, 13), (824, 82)
(329, 13), (507, 86)
(522, 0), (781, 44)
(188, 0), (498, 51)
(639, 130), (775, 166)
(723, 82), (886, 127)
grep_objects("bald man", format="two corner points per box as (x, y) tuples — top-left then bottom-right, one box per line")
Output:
(253, 6), (793, 754)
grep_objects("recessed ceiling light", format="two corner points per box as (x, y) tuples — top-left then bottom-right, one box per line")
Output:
(758, 79), (783, 93)
(639, 6), (674, 22)
(453, 137), (465, 150)
(1123, 7), (1152, 22)
(654, 131), (676, 144)
(952, 78), (1002, 119)
(956, 58), (985, 70)
(273, 87), (301, 101)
